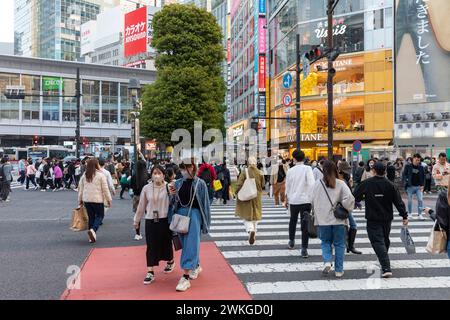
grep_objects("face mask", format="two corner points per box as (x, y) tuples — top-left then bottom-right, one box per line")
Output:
(369, 163), (374, 168)
(181, 170), (191, 179)
(152, 174), (164, 183)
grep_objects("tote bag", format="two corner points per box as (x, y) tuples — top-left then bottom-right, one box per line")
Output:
(237, 168), (258, 201)
(426, 221), (448, 254)
(213, 179), (223, 192)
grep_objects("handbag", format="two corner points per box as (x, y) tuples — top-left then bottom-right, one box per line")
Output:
(70, 204), (89, 232)
(306, 209), (318, 238)
(169, 180), (199, 234)
(237, 168), (258, 201)
(172, 233), (183, 251)
(320, 180), (349, 220)
(426, 221), (448, 254)
(400, 226), (416, 254)
(213, 179), (223, 192)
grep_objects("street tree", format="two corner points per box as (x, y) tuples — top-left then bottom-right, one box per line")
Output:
(141, 4), (226, 146)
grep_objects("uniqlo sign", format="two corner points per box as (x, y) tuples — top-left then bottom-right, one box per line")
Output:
(124, 6), (147, 57)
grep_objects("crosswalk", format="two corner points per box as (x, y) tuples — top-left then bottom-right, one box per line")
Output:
(209, 197), (450, 299)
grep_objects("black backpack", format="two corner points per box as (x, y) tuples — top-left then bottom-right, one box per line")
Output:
(277, 165), (286, 183)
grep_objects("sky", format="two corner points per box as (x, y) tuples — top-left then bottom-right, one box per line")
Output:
(0, 0), (14, 42)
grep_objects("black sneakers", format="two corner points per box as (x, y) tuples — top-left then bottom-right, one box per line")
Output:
(301, 248), (309, 258)
(143, 272), (155, 285)
(164, 261), (175, 274)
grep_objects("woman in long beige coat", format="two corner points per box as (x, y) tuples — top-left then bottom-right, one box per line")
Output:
(235, 157), (265, 245)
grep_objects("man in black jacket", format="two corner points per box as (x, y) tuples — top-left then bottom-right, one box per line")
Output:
(402, 153), (425, 220)
(354, 162), (409, 278)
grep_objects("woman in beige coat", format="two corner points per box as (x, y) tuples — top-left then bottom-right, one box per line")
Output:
(235, 157), (265, 245)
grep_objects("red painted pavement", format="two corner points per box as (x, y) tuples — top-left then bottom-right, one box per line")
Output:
(61, 242), (251, 300)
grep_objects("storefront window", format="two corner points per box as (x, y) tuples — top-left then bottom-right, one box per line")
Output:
(0, 73), (20, 121)
(120, 83), (133, 124)
(42, 76), (60, 122)
(21, 74), (40, 121)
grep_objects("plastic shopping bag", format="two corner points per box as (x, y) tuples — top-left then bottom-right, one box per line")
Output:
(400, 226), (416, 254)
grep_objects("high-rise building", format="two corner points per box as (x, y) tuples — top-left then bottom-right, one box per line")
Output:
(227, 0), (268, 149)
(14, 0), (120, 61)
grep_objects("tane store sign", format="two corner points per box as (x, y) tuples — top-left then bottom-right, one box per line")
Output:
(124, 6), (148, 57)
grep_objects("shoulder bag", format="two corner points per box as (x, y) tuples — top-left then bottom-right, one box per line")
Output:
(320, 180), (349, 220)
(169, 179), (199, 234)
(237, 168), (257, 201)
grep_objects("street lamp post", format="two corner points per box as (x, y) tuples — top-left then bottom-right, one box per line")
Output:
(128, 78), (141, 176)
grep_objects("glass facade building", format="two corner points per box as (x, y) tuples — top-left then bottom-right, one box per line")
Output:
(0, 55), (155, 147)
(267, 0), (395, 161)
(14, 0), (104, 61)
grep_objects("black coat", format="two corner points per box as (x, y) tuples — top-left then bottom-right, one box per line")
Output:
(354, 176), (408, 222)
(435, 191), (450, 236)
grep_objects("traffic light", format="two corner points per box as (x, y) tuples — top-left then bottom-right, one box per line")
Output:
(33, 135), (39, 146)
(304, 46), (323, 62)
(4, 86), (26, 100)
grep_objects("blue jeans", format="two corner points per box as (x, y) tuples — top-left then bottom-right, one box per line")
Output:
(178, 207), (202, 271)
(84, 202), (105, 232)
(318, 225), (346, 272)
(348, 213), (357, 230)
(407, 186), (423, 214)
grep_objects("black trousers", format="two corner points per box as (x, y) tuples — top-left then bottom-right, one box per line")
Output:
(367, 220), (392, 272)
(289, 203), (312, 248)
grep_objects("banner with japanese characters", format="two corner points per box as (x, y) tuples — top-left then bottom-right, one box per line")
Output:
(124, 6), (148, 57)
(395, 0), (450, 104)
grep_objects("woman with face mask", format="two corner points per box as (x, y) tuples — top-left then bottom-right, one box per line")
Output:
(169, 158), (211, 292)
(134, 165), (175, 285)
(130, 160), (150, 240)
(361, 159), (376, 182)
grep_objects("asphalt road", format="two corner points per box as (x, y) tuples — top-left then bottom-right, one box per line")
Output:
(0, 182), (443, 300)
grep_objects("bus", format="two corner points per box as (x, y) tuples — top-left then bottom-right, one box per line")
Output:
(2, 147), (28, 162)
(27, 146), (74, 162)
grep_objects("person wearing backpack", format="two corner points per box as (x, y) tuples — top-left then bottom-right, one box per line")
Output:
(0, 157), (13, 202)
(197, 161), (217, 203)
(270, 157), (289, 206)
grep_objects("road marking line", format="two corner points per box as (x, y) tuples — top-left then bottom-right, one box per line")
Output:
(246, 276), (450, 294)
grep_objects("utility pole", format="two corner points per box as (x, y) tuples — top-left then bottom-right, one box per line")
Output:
(327, 0), (335, 161)
(75, 68), (81, 158)
(295, 34), (301, 151)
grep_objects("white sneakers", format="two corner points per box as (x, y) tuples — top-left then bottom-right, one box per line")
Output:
(134, 234), (143, 241)
(189, 265), (203, 280)
(87, 229), (97, 243)
(322, 262), (332, 275)
(335, 271), (344, 278)
(175, 266), (202, 292)
(176, 277), (191, 292)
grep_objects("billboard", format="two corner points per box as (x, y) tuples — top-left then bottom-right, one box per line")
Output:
(81, 20), (96, 56)
(43, 77), (63, 91)
(124, 6), (148, 57)
(258, 17), (266, 54)
(95, 6), (122, 49)
(395, 0), (450, 104)
(258, 55), (266, 91)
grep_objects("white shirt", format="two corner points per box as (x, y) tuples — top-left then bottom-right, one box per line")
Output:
(313, 166), (324, 181)
(285, 162), (315, 205)
(101, 168), (115, 195)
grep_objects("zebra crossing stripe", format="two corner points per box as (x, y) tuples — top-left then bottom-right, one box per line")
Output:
(214, 236), (431, 247)
(232, 259), (450, 274)
(222, 246), (432, 258)
(246, 276), (450, 295)
(210, 221), (433, 230)
(209, 228), (431, 238)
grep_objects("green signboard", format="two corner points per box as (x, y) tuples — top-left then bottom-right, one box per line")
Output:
(43, 77), (63, 91)
(447, 148), (450, 160)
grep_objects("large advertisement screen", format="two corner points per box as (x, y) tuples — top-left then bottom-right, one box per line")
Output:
(395, 0), (450, 105)
(124, 6), (148, 57)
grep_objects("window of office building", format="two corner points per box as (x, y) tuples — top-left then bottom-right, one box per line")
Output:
(0, 73), (20, 120)
(42, 76), (61, 121)
(102, 81), (118, 124)
(62, 78), (77, 122)
(21, 74), (40, 121)
(120, 83), (133, 124)
(81, 79), (100, 123)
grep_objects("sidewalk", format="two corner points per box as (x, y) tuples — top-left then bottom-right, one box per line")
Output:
(61, 242), (251, 300)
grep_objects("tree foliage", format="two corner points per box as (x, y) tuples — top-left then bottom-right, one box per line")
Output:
(141, 4), (226, 146)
